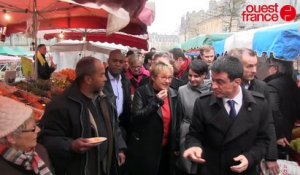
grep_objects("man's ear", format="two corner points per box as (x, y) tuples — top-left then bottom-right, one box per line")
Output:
(84, 75), (92, 85)
(234, 78), (242, 86)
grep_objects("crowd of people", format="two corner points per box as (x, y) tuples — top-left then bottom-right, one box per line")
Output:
(0, 45), (300, 175)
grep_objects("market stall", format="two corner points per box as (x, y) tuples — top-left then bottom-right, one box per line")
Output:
(50, 40), (128, 70)
(222, 22), (300, 60)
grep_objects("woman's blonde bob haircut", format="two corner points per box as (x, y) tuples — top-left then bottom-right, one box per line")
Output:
(150, 61), (174, 77)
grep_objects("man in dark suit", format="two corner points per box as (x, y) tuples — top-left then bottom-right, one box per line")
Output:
(103, 49), (131, 142)
(264, 58), (300, 160)
(183, 56), (272, 175)
(229, 48), (279, 174)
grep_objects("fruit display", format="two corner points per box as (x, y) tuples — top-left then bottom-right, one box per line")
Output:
(0, 69), (75, 120)
(14, 80), (51, 97)
(0, 81), (49, 120)
(51, 68), (75, 90)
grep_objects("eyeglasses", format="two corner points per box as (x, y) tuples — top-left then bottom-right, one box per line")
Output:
(21, 125), (38, 133)
(130, 66), (142, 70)
(157, 76), (173, 81)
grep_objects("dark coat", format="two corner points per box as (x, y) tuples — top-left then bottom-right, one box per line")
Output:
(0, 144), (53, 175)
(38, 83), (126, 175)
(248, 79), (270, 101)
(264, 73), (300, 140)
(248, 79), (278, 160)
(34, 54), (55, 80)
(179, 70), (189, 85)
(104, 70), (132, 141)
(186, 89), (272, 175)
(127, 84), (180, 175)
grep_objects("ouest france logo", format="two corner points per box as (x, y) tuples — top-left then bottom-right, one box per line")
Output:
(241, 3), (297, 22)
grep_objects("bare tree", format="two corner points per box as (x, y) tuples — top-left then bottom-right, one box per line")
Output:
(217, 0), (246, 32)
(179, 12), (201, 41)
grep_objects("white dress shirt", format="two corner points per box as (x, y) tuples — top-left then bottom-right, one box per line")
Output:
(108, 71), (124, 117)
(222, 86), (243, 115)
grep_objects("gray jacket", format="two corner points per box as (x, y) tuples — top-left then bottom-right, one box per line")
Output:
(177, 80), (211, 174)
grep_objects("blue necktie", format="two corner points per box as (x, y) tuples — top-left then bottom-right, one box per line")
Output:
(227, 100), (236, 119)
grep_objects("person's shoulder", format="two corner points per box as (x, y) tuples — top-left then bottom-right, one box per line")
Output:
(178, 84), (188, 92)
(248, 90), (265, 100)
(198, 91), (213, 99)
(253, 79), (268, 87)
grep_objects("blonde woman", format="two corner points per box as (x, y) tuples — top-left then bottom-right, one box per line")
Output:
(127, 61), (180, 175)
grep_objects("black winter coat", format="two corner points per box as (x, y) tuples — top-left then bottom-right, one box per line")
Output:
(264, 73), (300, 140)
(34, 54), (55, 80)
(248, 79), (278, 160)
(38, 83), (126, 175)
(186, 89), (272, 175)
(126, 84), (180, 175)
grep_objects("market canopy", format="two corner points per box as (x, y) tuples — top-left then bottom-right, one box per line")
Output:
(0, 0), (153, 36)
(0, 46), (23, 56)
(181, 33), (233, 51)
(44, 30), (148, 50)
(0, 46), (33, 56)
(50, 40), (128, 54)
(0, 55), (20, 63)
(50, 40), (129, 70)
(223, 22), (300, 60)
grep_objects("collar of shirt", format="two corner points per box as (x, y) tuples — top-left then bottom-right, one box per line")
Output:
(222, 86), (243, 114)
(107, 71), (121, 82)
(243, 80), (251, 90)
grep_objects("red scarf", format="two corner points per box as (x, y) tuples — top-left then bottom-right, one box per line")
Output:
(176, 58), (191, 79)
(125, 66), (150, 94)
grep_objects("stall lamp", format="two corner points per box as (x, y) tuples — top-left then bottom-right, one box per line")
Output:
(3, 10), (11, 21)
(59, 32), (64, 39)
(82, 36), (86, 41)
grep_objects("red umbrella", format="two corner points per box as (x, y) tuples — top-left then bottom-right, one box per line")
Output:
(0, 0), (149, 78)
(0, 0), (148, 36)
(44, 31), (148, 50)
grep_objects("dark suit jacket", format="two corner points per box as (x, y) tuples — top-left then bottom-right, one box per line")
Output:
(103, 70), (131, 141)
(186, 89), (272, 175)
(248, 79), (270, 101)
(248, 79), (278, 160)
(264, 73), (300, 140)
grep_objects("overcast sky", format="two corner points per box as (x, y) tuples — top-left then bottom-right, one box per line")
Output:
(148, 0), (210, 34)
